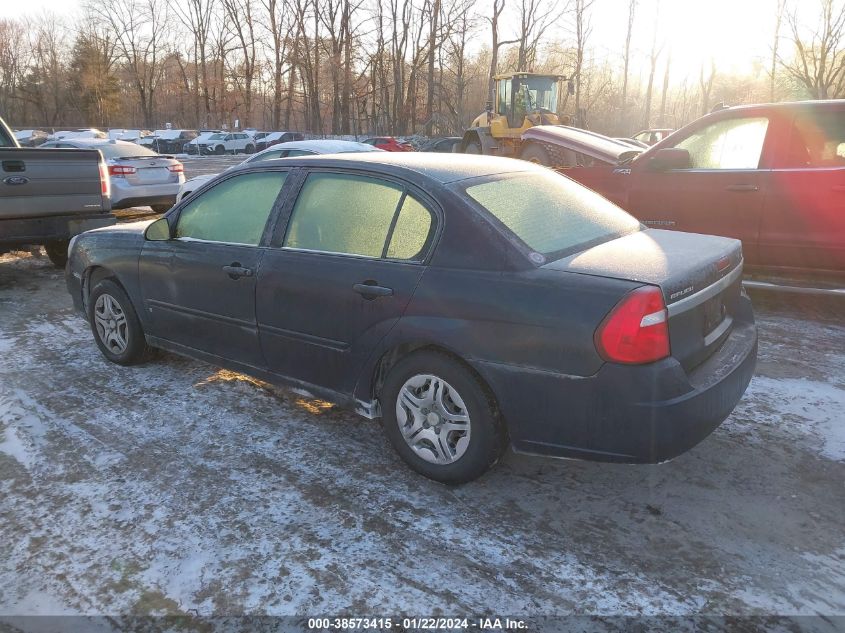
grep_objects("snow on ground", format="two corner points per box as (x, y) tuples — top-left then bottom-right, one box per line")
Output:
(0, 251), (843, 625)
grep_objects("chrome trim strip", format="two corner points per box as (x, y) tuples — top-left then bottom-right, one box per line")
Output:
(667, 262), (743, 317)
(704, 315), (733, 347)
(742, 280), (845, 297)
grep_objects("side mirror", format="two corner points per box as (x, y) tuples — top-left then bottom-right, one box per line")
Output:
(649, 148), (690, 171)
(145, 217), (171, 241)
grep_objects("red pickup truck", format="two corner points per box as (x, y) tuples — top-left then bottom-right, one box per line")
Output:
(537, 101), (845, 286)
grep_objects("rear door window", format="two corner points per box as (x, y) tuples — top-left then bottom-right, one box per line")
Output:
(176, 171), (287, 245)
(783, 111), (845, 167)
(674, 117), (769, 169)
(283, 172), (435, 261)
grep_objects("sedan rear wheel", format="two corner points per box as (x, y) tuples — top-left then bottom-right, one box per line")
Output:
(87, 279), (152, 365)
(381, 350), (507, 484)
(214, 145), (225, 155)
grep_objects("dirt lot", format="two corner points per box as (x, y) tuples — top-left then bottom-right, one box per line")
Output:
(0, 245), (844, 621)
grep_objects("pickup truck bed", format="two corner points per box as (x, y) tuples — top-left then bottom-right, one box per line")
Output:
(1, 115), (115, 267)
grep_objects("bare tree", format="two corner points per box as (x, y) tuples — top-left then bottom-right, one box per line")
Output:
(86, 0), (168, 128)
(619, 0), (636, 132)
(514, 0), (564, 72)
(770, 0), (787, 100)
(487, 0), (519, 107)
(572, 0), (595, 126)
(642, 1), (663, 128)
(222, 0), (258, 127)
(699, 58), (716, 114)
(168, 0), (216, 127)
(780, 0), (845, 99)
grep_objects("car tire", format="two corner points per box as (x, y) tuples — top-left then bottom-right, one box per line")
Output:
(44, 240), (69, 268)
(380, 350), (507, 484)
(245, 144), (255, 154)
(464, 141), (482, 155)
(520, 142), (552, 165)
(150, 204), (171, 214)
(87, 279), (152, 366)
(215, 145), (225, 155)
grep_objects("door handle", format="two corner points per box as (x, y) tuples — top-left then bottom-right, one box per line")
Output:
(353, 282), (393, 299)
(725, 184), (759, 192)
(222, 264), (254, 279)
(2, 160), (25, 173)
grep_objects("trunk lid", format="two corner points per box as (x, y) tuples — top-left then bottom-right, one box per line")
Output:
(544, 229), (744, 370)
(116, 156), (179, 186)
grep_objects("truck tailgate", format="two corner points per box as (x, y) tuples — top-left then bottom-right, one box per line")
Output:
(0, 148), (109, 219)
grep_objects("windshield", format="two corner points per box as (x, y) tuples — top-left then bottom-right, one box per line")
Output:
(98, 143), (158, 159)
(514, 76), (559, 111)
(462, 171), (641, 260)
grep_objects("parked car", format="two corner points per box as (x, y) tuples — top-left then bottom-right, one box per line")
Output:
(187, 131), (256, 155)
(13, 129), (49, 147)
(421, 137), (462, 153)
(177, 139), (382, 202)
(569, 100), (845, 283)
(255, 131), (305, 151)
(362, 136), (414, 151)
(183, 131), (221, 155)
(66, 153), (757, 483)
(139, 130), (197, 154)
(40, 139), (184, 212)
(49, 128), (108, 141)
(632, 128), (673, 145)
(1, 115), (113, 267)
(108, 129), (151, 142)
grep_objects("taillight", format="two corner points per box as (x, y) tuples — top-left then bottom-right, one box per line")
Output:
(108, 165), (137, 176)
(594, 286), (670, 364)
(98, 162), (110, 198)
(168, 163), (184, 173)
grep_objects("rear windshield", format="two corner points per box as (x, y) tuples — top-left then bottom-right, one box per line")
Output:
(98, 143), (158, 159)
(462, 171), (641, 260)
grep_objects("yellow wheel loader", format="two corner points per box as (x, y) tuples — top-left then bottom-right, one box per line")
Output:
(460, 72), (576, 166)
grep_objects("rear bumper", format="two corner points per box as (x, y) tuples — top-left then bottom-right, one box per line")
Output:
(475, 297), (758, 463)
(0, 213), (116, 249)
(111, 181), (180, 209)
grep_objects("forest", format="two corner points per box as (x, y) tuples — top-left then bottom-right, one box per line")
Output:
(0, 0), (843, 137)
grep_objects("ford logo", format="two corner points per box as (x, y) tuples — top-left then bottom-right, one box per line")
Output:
(3, 176), (29, 185)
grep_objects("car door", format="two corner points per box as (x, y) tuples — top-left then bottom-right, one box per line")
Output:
(626, 114), (771, 265)
(760, 108), (845, 273)
(256, 170), (438, 395)
(139, 169), (290, 367)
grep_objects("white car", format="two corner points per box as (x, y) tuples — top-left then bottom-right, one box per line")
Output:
(48, 128), (108, 140)
(189, 132), (256, 155)
(108, 129), (151, 142)
(176, 139), (382, 202)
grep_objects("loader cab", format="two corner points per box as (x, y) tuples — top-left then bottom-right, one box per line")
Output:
(494, 73), (564, 132)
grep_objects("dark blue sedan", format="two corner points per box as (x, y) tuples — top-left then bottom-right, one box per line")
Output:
(66, 154), (757, 483)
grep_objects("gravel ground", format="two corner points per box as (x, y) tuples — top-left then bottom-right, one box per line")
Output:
(0, 249), (844, 624)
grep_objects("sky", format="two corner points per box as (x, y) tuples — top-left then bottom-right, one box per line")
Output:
(6, 0), (782, 84)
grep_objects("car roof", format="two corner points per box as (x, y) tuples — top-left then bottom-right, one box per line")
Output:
(237, 152), (545, 184)
(46, 138), (136, 147)
(259, 139), (381, 154)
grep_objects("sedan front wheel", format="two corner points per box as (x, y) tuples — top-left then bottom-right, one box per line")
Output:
(87, 279), (152, 365)
(381, 350), (507, 484)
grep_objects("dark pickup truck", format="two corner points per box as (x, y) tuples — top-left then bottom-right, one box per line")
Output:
(533, 100), (845, 289)
(0, 115), (114, 267)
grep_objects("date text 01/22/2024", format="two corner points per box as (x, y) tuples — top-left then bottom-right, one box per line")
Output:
(306, 617), (527, 630)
